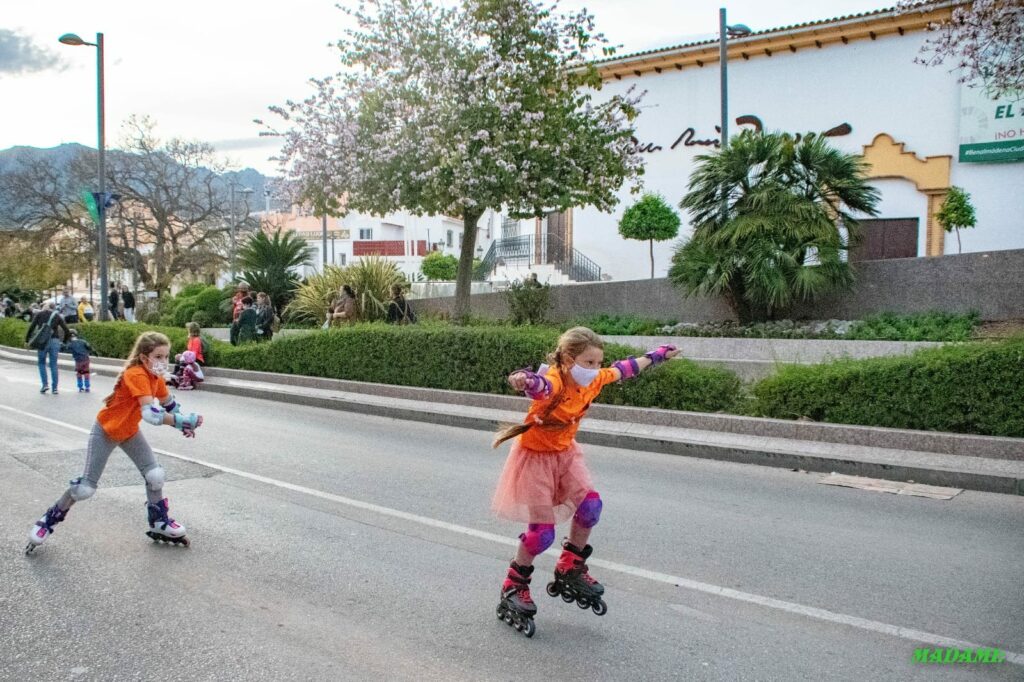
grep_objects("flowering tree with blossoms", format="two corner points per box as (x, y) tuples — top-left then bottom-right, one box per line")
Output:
(263, 0), (644, 319)
(900, 0), (1024, 98)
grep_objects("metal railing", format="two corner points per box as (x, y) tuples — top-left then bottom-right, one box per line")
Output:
(476, 233), (601, 282)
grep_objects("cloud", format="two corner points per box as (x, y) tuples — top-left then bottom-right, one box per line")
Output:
(211, 136), (283, 152)
(0, 29), (66, 76)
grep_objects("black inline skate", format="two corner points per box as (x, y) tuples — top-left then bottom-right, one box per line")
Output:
(547, 540), (607, 616)
(496, 561), (537, 637)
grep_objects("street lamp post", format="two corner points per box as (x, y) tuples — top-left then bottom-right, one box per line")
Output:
(229, 182), (254, 283)
(59, 32), (108, 320)
(718, 10), (751, 221)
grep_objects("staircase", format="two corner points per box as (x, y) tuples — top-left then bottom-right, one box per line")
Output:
(476, 233), (602, 283)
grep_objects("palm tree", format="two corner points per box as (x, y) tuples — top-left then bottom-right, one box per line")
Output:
(671, 131), (880, 321)
(237, 227), (314, 313)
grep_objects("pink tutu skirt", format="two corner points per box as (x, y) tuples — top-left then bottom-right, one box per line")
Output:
(492, 439), (593, 524)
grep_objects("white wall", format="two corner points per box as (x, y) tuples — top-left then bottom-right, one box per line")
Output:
(575, 30), (1024, 281)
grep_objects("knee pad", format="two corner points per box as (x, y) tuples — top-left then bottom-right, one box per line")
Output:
(573, 491), (602, 528)
(519, 523), (555, 556)
(143, 465), (165, 491)
(68, 477), (96, 501)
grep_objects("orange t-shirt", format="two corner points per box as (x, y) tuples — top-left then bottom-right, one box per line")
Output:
(518, 367), (618, 452)
(97, 365), (169, 441)
(186, 335), (204, 363)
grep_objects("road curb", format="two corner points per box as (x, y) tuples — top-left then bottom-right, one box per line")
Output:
(2, 347), (1020, 495)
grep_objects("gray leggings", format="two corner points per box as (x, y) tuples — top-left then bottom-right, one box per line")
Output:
(57, 422), (165, 510)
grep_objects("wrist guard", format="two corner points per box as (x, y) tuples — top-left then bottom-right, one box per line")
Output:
(644, 344), (676, 366)
(142, 402), (166, 426)
(162, 396), (182, 415)
(173, 412), (203, 438)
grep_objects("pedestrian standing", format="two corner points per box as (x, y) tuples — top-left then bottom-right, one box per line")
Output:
(121, 285), (136, 323)
(234, 296), (258, 345)
(25, 301), (71, 395)
(229, 282), (251, 345)
(108, 284), (121, 321)
(77, 296), (95, 322)
(255, 292), (275, 341)
(24, 331), (202, 553)
(491, 327), (679, 637)
(57, 289), (78, 324)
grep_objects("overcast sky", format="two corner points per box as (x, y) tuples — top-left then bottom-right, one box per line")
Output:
(2, 0), (891, 174)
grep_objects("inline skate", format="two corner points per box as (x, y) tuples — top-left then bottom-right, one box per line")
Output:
(25, 504), (68, 555)
(145, 498), (190, 547)
(547, 540), (607, 615)
(496, 561), (537, 637)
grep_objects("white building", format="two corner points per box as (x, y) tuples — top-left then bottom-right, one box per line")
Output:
(512, 3), (1024, 282)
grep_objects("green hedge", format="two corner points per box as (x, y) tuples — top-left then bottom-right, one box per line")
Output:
(66, 322), (224, 365)
(215, 323), (742, 412)
(751, 337), (1024, 437)
(0, 318), (28, 348)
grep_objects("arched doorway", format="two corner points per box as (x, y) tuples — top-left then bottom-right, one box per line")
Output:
(860, 133), (952, 257)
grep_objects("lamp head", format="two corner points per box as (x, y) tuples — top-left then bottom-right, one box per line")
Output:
(726, 24), (752, 38)
(58, 33), (88, 46)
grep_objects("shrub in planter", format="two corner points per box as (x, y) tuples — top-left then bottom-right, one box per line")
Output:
(0, 318), (28, 348)
(751, 337), (1024, 437)
(505, 279), (552, 325)
(215, 324), (742, 413)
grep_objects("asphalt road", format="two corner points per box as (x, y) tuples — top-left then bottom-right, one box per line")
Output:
(1, 357), (1021, 681)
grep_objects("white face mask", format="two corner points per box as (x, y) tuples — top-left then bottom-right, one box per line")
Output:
(570, 363), (600, 388)
(147, 359), (169, 376)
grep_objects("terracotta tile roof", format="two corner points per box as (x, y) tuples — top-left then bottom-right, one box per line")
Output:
(593, 3), (943, 66)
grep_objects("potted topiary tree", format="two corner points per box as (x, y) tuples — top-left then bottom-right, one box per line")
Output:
(618, 193), (681, 278)
(936, 186), (977, 254)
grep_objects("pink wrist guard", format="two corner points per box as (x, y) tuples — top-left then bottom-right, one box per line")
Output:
(644, 344), (676, 366)
(612, 356), (640, 380)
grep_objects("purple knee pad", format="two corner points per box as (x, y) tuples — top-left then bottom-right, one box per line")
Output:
(519, 523), (555, 556)
(573, 491), (602, 528)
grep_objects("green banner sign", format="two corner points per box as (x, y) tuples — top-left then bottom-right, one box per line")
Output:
(959, 85), (1024, 163)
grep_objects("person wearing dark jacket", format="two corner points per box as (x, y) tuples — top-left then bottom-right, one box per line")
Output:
(386, 284), (417, 325)
(63, 329), (95, 392)
(26, 302), (71, 394)
(234, 297), (259, 345)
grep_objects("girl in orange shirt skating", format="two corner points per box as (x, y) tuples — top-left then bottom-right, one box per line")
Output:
(25, 332), (203, 554)
(492, 327), (678, 636)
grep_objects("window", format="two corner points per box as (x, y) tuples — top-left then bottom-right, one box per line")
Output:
(359, 228), (373, 240)
(446, 230), (453, 247)
(337, 253), (347, 266)
(502, 216), (520, 240)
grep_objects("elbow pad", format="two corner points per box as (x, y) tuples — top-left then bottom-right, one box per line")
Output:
(142, 402), (166, 426)
(612, 356), (640, 380)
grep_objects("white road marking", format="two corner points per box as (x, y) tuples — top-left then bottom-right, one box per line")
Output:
(3, 402), (1021, 666)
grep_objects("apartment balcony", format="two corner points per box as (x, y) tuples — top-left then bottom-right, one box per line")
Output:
(353, 240), (429, 257)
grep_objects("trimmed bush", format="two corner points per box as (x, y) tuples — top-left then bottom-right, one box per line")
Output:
(68, 322), (224, 365)
(215, 323), (741, 412)
(0, 318), (28, 348)
(751, 337), (1024, 437)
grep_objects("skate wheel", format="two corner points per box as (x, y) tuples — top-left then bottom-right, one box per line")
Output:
(514, 620), (523, 632)
(545, 582), (559, 598)
(496, 605), (506, 620)
(523, 619), (536, 638)
(577, 598), (590, 609)
(504, 612), (514, 625)
(592, 599), (607, 616)
(24, 544), (36, 556)
(561, 591), (574, 604)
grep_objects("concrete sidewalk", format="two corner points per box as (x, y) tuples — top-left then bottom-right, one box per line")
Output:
(3, 346), (1021, 495)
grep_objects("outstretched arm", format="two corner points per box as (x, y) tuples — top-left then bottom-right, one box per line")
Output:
(610, 344), (680, 381)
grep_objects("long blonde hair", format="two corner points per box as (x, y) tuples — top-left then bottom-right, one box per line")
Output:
(103, 331), (171, 406)
(492, 327), (604, 448)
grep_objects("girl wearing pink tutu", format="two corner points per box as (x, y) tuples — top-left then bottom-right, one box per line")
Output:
(492, 327), (678, 636)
